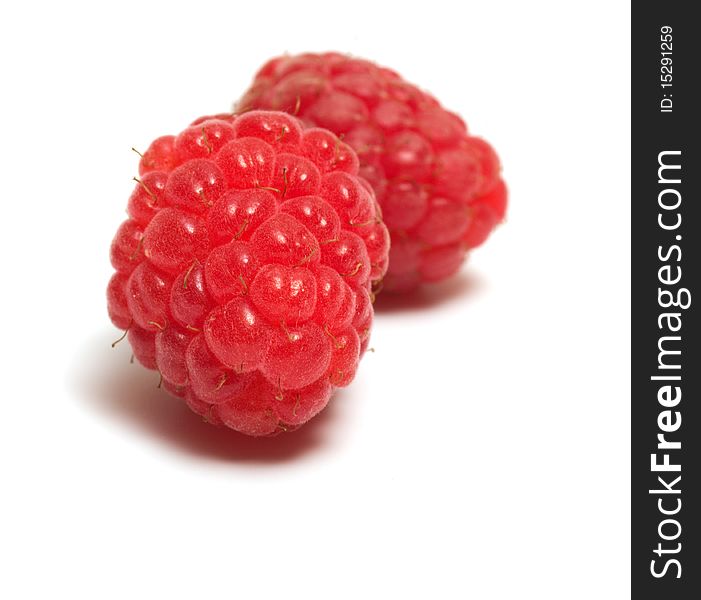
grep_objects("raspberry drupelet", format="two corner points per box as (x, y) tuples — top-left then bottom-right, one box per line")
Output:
(238, 52), (507, 293)
(108, 110), (389, 436)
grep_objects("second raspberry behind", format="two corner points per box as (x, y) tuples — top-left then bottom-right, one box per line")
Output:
(238, 52), (508, 293)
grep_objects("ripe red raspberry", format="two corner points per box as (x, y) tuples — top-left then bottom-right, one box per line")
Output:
(108, 110), (388, 436)
(238, 53), (507, 293)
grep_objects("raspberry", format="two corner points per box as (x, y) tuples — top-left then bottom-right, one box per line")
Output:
(239, 53), (507, 292)
(108, 110), (388, 436)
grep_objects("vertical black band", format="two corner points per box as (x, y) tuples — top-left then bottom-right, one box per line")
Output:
(631, 4), (699, 598)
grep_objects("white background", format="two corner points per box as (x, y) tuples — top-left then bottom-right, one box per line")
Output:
(0, 1), (630, 598)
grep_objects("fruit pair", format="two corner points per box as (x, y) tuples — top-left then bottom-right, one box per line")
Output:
(107, 53), (507, 436)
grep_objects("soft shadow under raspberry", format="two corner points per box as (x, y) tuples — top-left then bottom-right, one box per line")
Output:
(374, 270), (485, 313)
(71, 331), (348, 463)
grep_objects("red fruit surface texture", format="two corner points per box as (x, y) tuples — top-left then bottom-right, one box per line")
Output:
(239, 52), (507, 292)
(108, 110), (388, 436)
